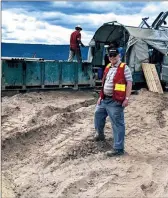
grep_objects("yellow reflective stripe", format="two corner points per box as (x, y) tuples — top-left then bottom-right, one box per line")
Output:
(120, 63), (125, 68)
(114, 84), (126, 91)
(106, 63), (111, 68)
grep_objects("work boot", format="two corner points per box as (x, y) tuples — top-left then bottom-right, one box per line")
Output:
(106, 149), (124, 157)
(94, 133), (105, 141)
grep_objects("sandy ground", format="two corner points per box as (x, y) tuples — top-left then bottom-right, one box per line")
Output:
(2, 90), (168, 198)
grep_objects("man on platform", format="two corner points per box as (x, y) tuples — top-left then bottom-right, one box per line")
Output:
(68, 25), (85, 63)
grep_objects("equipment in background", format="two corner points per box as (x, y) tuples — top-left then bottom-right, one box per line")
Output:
(87, 11), (168, 90)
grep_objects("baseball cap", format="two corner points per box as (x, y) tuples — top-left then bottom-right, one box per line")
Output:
(108, 48), (119, 57)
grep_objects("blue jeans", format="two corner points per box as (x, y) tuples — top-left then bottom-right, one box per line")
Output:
(94, 98), (125, 150)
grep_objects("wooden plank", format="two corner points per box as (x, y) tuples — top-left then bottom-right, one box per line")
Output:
(147, 64), (158, 92)
(142, 64), (151, 90)
(150, 64), (163, 93)
(142, 63), (155, 92)
(143, 63), (158, 92)
(143, 63), (163, 93)
(142, 63), (163, 93)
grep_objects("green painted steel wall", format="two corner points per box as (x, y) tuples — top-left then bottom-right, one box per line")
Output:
(44, 61), (60, 85)
(61, 62), (77, 85)
(78, 63), (92, 85)
(26, 61), (42, 86)
(2, 60), (23, 86)
(1, 59), (94, 89)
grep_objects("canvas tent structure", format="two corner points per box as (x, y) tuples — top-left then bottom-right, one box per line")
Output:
(87, 20), (168, 84)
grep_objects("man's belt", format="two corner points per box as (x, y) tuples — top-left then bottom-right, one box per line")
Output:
(104, 95), (112, 99)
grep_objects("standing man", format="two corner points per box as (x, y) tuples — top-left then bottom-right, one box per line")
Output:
(94, 48), (133, 156)
(68, 25), (85, 63)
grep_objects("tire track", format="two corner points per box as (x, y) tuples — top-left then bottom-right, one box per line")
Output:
(2, 99), (96, 149)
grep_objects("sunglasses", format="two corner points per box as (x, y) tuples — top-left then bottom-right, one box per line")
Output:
(108, 53), (118, 58)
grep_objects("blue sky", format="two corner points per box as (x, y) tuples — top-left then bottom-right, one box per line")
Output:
(2, 1), (168, 45)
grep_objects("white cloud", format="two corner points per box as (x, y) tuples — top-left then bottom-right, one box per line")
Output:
(75, 1), (122, 12)
(141, 2), (168, 15)
(140, 2), (168, 25)
(52, 2), (74, 8)
(41, 11), (65, 19)
(51, 1), (121, 11)
(2, 10), (93, 45)
(2, 2), (168, 44)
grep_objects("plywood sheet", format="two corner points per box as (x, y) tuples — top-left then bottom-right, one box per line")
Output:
(142, 63), (163, 94)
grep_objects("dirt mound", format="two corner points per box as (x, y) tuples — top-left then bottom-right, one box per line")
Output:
(2, 104), (20, 123)
(1, 91), (96, 144)
(62, 137), (112, 162)
(2, 90), (168, 198)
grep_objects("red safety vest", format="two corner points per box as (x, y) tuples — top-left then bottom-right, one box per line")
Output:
(100, 62), (127, 102)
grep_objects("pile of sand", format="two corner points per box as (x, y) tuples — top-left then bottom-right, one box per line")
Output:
(2, 90), (168, 198)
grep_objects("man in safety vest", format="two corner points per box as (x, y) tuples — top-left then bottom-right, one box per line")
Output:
(94, 48), (133, 156)
(68, 25), (85, 63)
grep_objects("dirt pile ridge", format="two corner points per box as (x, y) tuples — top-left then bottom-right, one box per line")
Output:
(2, 90), (168, 198)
